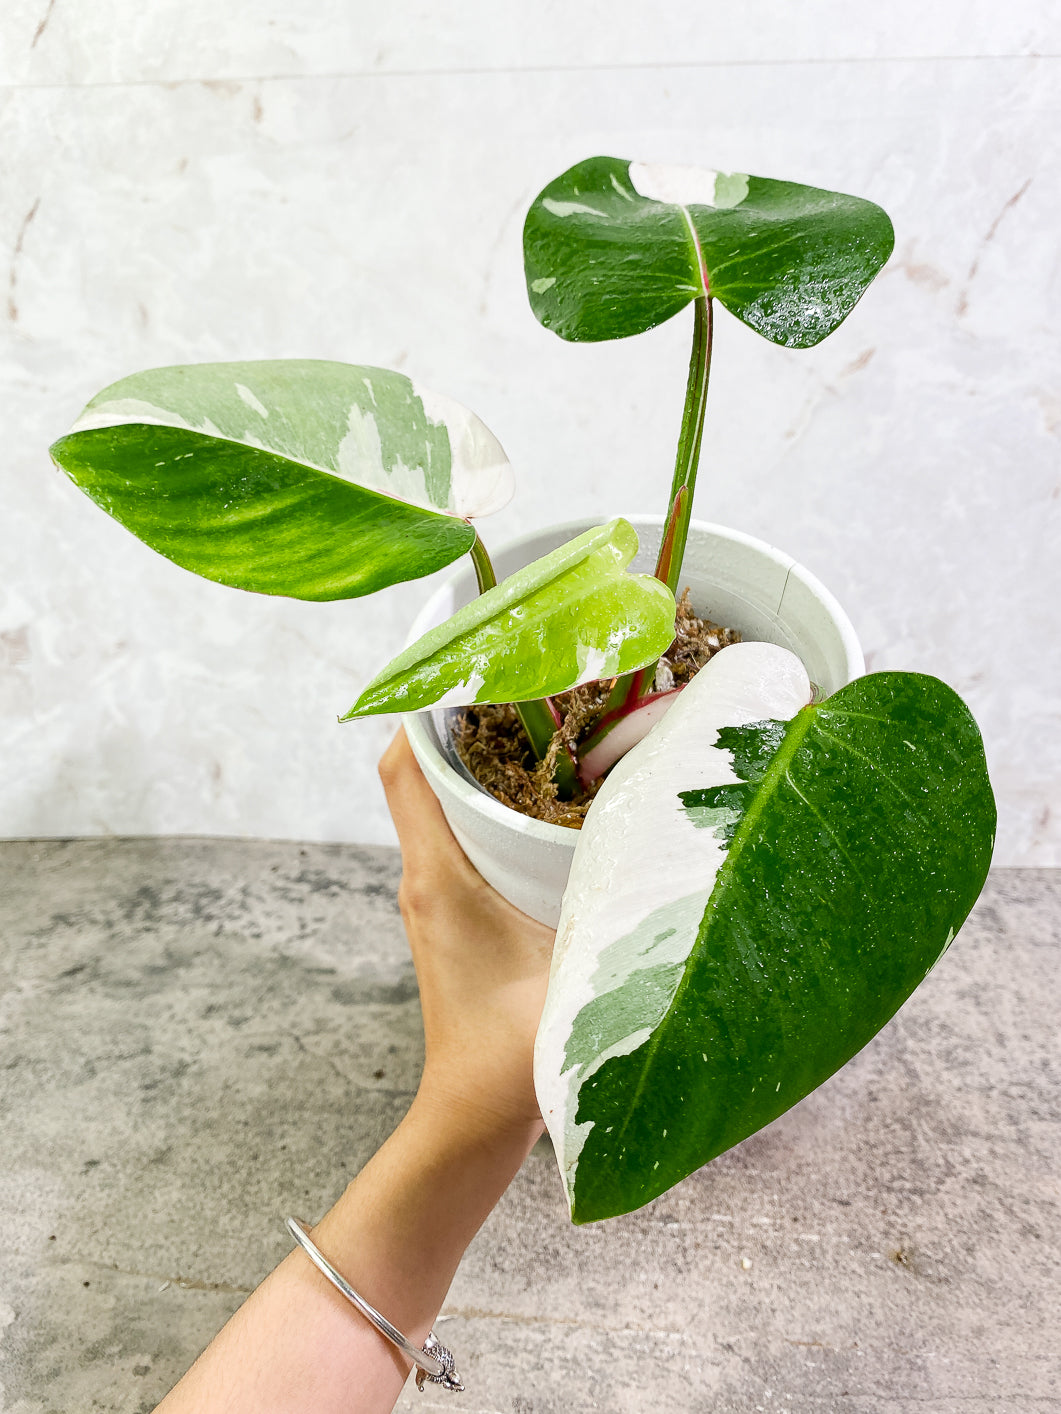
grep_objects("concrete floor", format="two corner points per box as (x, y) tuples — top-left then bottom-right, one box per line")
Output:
(0, 839), (1057, 1413)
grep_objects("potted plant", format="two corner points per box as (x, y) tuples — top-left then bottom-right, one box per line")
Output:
(49, 156), (995, 1223)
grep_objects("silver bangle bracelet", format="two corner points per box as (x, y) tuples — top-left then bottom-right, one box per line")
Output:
(285, 1217), (464, 1392)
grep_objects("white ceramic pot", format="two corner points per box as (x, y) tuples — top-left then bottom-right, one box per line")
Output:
(404, 516), (863, 928)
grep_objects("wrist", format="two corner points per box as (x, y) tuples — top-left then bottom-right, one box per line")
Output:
(410, 1071), (544, 1154)
(311, 1077), (541, 1334)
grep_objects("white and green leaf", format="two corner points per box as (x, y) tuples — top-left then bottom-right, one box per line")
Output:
(343, 519), (676, 717)
(534, 643), (995, 1223)
(524, 156), (894, 347)
(50, 361), (513, 600)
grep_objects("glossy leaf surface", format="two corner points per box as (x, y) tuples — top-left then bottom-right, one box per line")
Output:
(535, 644), (995, 1223)
(50, 361), (514, 600)
(525, 156), (894, 347)
(343, 519), (675, 717)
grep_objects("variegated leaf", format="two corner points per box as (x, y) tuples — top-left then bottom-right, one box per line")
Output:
(535, 643), (995, 1223)
(525, 156), (894, 347)
(50, 361), (513, 600)
(342, 519), (675, 717)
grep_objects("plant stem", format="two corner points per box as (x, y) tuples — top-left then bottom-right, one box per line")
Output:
(470, 533), (497, 592)
(467, 532), (576, 795)
(516, 696), (562, 760)
(664, 293), (713, 595)
(575, 298), (715, 784)
(581, 485), (687, 744)
(602, 296), (714, 717)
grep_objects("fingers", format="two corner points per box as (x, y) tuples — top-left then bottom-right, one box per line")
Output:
(378, 728), (468, 880)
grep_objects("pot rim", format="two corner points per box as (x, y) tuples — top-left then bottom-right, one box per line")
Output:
(404, 514), (860, 844)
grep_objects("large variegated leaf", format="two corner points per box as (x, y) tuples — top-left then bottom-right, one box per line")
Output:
(50, 361), (514, 600)
(524, 156), (894, 347)
(535, 643), (995, 1223)
(343, 519), (675, 717)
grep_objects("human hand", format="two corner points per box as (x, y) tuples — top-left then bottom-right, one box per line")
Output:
(379, 729), (556, 1139)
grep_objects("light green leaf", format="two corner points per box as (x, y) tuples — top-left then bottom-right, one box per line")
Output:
(535, 643), (995, 1223)
(524, 156), (894, 347)
(343, 519), (676, 717)
(50, 361), (513, 601)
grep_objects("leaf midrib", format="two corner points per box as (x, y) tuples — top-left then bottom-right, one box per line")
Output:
(677, 205), (710, 297)
(583, 704), (818, 1166)
(60, 424), (454, 525)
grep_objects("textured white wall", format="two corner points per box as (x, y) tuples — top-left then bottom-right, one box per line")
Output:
(2, 3), (1058, 862)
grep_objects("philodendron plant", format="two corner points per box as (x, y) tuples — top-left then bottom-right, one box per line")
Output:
(50, 156), (995, 1222)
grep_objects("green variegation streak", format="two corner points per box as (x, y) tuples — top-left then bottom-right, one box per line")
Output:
(567, 673), (994, 1223)
(717, 719), (789, 779)
(679, 785), (754, 841)
(679, 719), (789, 841)
(562, 892), (709, 1074)
(343, 519), (676, 717)
(524, 156), (894, 347)
(50, 424), (475, 601)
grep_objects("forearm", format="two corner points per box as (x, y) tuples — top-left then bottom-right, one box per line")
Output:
(156, 1094), (541, 1414)
(316, 1087), (542, 1342)
(157, 733), (555, 1413)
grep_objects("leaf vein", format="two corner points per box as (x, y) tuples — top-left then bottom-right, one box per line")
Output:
(811, 724), (919, 805)
(783, 772), (869, 890)
(703, 229), (808, 280)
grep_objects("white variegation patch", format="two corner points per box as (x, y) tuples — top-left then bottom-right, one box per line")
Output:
(235, 382), (269, 418)
(424, 673), (486, 711)
(336, 401), (390, 491)
(412, 380), (513, 519)
(575, 644), (611, 683)
(534, 641), (811, 1207)
(542, 198), (609, 219)
(628, 162), (749, 210)
(71, 397), (225, 439)
(334, 403), (452, 515)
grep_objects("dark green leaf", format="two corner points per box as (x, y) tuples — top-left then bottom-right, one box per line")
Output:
(525, 156), (894, 347)
(535, 646), (995, 1223)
